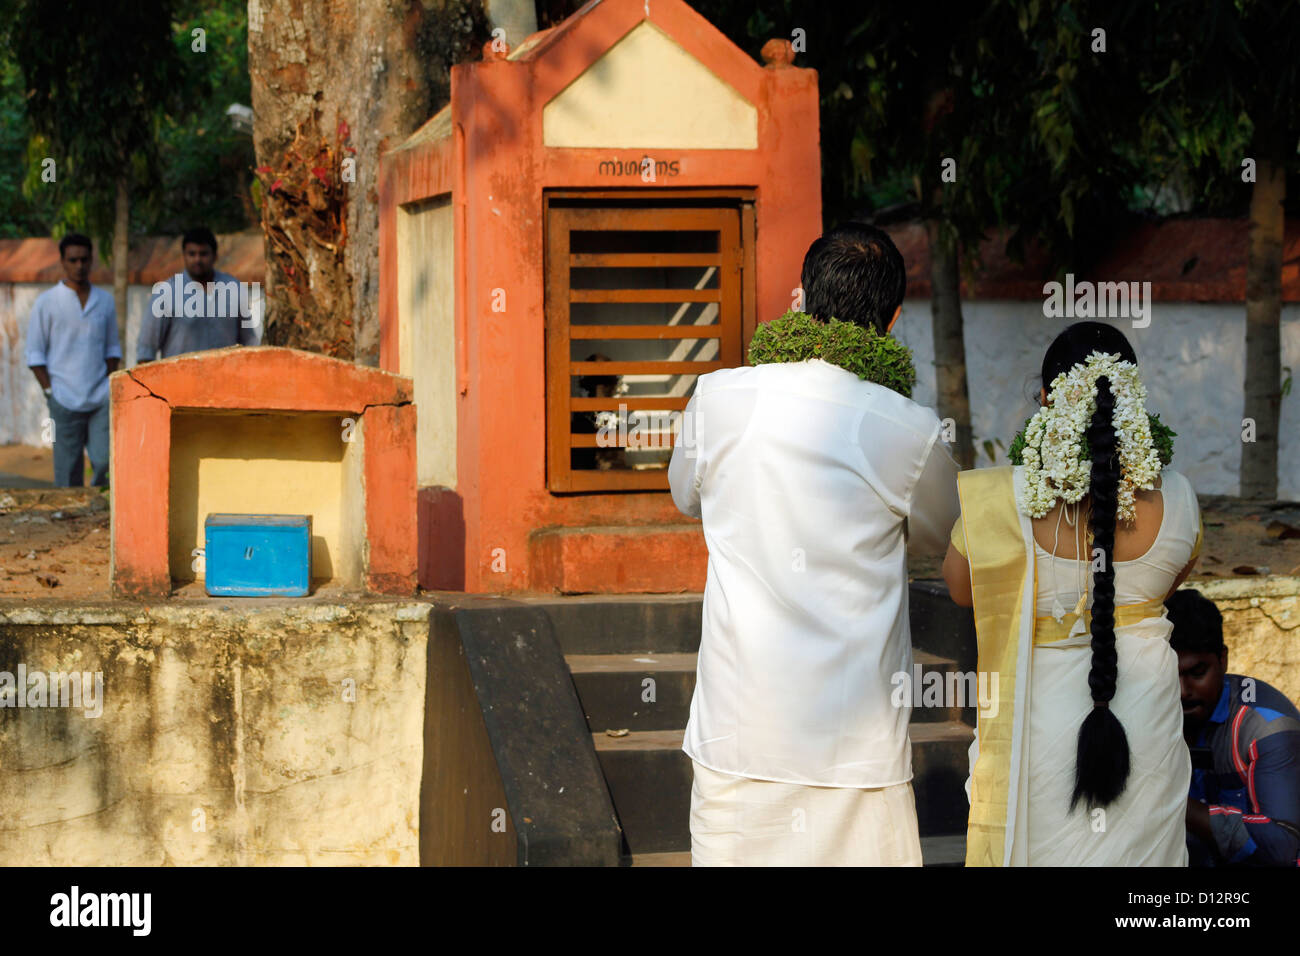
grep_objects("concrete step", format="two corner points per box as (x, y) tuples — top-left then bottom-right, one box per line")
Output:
(593, 730), (690, 855)
(568, 649), (966, 732)
(629, 850), (693, 867)
(516, 583), (976, 664)
(908, 580), (977, 675)
(909, 721), (976, 838)
(512, 593), (703, 656)
(512, 582), (972, 665)
(568, 652), (697, 732)
(630, 834), (967, 866)
(593, 722), (974, 856)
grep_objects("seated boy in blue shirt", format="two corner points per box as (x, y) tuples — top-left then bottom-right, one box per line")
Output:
(1167, 588), (1300, 866)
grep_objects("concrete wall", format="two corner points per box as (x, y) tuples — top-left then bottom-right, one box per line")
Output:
(1191, 577), (1300, 706)
(0, 601), (427, 865)
(892, 300), (1300, 498)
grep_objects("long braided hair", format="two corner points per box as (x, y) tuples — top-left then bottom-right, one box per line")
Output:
(1039, 322), (1139, 809)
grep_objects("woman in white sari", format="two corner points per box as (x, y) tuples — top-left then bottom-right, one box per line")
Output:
(942, 322), (1202, 866)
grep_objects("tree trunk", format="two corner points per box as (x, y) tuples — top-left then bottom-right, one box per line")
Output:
(247, 0), (489, 363)
(926, 216), (974, 469)
(1241, 154), (1285, 500)
(113, 175), (129, 353)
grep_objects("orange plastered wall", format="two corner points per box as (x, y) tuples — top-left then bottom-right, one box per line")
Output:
(379, 0), (821, 593)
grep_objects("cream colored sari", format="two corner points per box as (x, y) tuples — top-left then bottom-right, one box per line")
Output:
(953, 465), (1191, 866)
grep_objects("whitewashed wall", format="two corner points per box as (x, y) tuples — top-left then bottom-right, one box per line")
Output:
(0, 282), (162, 446)
(1, 281), (266, 447)
(891, 300), (1300, 498)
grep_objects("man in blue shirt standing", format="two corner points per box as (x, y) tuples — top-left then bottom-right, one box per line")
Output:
(1167, 588), (1300, 866)
(136, 226), (259, 363)
(24, 233), (121, 487)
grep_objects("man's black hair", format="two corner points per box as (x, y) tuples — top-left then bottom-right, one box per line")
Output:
(800, 222), (906, 335)
(182, 226), (218, 253)
(58, 233), (93, 258)
(1166, 588), (1226, 655)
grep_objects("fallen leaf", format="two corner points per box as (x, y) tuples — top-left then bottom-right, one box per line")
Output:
(35, 574), (59, 588)
(1265, 520), (1300, 539)
(1206, 555), (1222, 564)
(605, 728), (630, 737)
(1232, 565), (1258, 575)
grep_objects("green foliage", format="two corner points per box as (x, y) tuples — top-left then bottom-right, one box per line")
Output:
(0, 59), (58, 237)
(0, 0), (253, 239)
(1008, 411), (1176, 466)
(747, 310), (917, 397)
(7, 0), (196, 246)
(154, 1), (256, 232)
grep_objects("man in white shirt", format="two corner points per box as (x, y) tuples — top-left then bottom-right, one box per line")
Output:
(25, 234), (121, 487)
(668, 223), (961, 865)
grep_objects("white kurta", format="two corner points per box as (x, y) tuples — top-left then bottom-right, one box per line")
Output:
(668, 358), (960, 793)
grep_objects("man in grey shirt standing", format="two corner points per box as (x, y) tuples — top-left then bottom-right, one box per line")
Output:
(136, 226), (259, 363)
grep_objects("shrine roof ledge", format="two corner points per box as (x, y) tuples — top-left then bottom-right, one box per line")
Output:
(116, 346), (412, 413)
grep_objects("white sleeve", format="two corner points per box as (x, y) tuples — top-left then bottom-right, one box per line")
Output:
(668, 392), (704, 519)
(906, 424), (961, 553)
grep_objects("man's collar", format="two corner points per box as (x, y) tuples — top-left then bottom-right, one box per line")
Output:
(1208, 677), (1231, 724)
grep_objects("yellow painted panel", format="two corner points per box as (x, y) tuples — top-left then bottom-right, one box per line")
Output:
(543, 21), (757, 149)
(169, 412), (363, 586)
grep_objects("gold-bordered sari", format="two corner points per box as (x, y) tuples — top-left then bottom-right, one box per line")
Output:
(952, 465), (1201, 866)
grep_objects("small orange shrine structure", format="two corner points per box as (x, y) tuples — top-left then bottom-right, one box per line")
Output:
(378, 0), (821, 593)
(110, 347), (417, 598)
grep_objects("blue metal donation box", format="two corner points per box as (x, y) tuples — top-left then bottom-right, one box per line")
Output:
(204, 514), (312, 597)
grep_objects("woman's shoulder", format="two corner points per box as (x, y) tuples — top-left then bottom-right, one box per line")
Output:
(1153, 466), (1191, 492)
(1154, 467), (1201, 533)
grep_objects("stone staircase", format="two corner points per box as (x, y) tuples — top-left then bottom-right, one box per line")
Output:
(531, 588), (975, 866)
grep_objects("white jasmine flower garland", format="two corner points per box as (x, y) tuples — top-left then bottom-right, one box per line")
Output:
(1015, 351), (1164, 523)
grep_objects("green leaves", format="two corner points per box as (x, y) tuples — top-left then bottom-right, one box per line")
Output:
(2, 0), (250, 240)
(747, 310), (918, 398)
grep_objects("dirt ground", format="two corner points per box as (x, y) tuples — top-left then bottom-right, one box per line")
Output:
(0, 485), (110, 598)
(3, 443), (1300, 599)
(0, 442), (61, 488)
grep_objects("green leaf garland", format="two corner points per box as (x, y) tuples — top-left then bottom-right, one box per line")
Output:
(746, 310), (917, 397)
